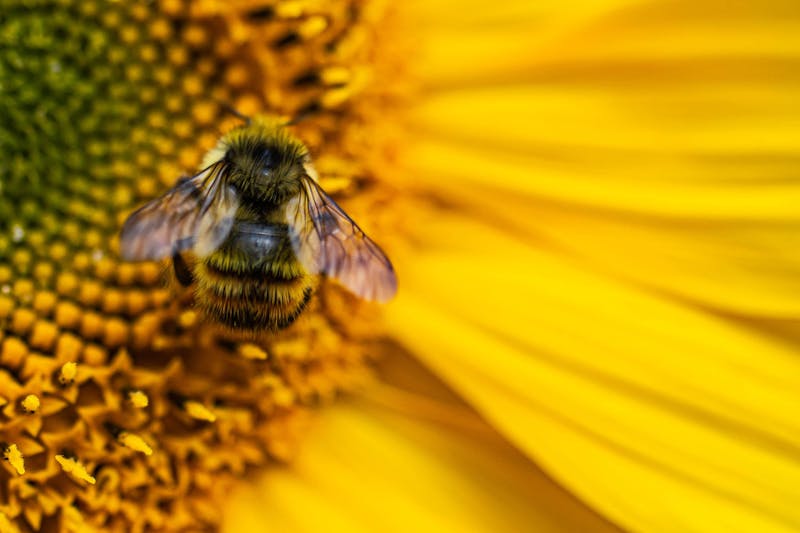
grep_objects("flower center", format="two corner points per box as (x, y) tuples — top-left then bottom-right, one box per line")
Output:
(0, 1), (401, 530)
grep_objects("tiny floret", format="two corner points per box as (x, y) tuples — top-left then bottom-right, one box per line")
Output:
(55, 455), (96, 485)
(20, 394), (40, 413)
(4, 445), (24, 475)
(118, 432), (153, 456)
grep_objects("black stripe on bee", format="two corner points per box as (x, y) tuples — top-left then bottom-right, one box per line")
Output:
(172, 252), (194, 287)
(210, 286), (313, 330)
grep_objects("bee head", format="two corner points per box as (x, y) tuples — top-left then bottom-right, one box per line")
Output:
(216, 115), (310, 205)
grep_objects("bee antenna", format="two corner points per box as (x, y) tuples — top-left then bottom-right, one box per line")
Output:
(216, 101), (252, 124)
(285, 102), (321, 126)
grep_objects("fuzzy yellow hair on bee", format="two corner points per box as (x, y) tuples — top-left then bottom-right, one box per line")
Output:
(120, 115), (396, 331)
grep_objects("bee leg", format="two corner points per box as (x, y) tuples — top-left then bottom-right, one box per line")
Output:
(172, 252), (194, 287)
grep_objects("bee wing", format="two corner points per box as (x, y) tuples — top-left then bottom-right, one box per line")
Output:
(286, 175), (397, 302)
(120, 160), (239, 261)
(193, 180), (239, 257)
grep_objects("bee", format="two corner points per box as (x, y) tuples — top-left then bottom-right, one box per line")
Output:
(119, 115), (397, 331)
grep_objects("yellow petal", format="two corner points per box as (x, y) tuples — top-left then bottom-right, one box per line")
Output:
(410, 0), (647, 87)
(395, 0), (800, 531)
(401, 163), (800, 316)
(413, 0), (800, 88)
(404, 72), (800, 221)
(401, 0), (800, 319)
(410, 84), (800, 157)
(222, 389), (617, 533)
(405, 0), (800, 218)
(386, 216), (800, 532)
(403, 135), (800, 222)
(524, 209), (800, 316)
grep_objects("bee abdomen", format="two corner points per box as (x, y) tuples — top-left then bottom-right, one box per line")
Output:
(194, 261), (316, 331)
(204, 286), (314, 331)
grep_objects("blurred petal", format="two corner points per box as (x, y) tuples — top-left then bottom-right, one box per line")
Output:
(400, 0), (800, 319)
(413, 0), (800, 89)
(387, 214), (800, 533)
(222, 372), (619, 533)
(219, 0), (800, 531)
(410, 0), (645, 87)
(526, 211), (800, 316)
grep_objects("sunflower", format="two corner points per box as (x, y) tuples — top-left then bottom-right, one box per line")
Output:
(1, 0), (799, 532)
(226, 1), (800, 532)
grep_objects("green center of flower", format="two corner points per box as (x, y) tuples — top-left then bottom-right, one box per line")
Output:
(0, 2), (214, 249)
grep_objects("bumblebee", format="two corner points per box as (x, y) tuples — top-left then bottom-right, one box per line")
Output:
(120, 115), (397, 331)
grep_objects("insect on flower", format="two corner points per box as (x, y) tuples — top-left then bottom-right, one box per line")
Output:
(120, 115), (397, 331)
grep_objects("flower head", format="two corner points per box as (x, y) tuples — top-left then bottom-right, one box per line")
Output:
(0, 0), (399, 530)
(4, 0), (800, 533)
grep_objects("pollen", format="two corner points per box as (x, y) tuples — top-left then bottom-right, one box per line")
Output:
(20, 394), (40, 414)
(178, 310), (198, 329)
(276, 1), (304, 18)
(117, 431), (153, 456)
(127, 390), (149, 408)
(321, 66), (352, 85)
(321, 86), (355, 109)
(3, 444), (25, 475)
(55, 454), (96, 485)
(185, 401), (218, 422)
(298, 16), (329, 39)
(238, 342), (268, 360)
(59, 362), (78, 385)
